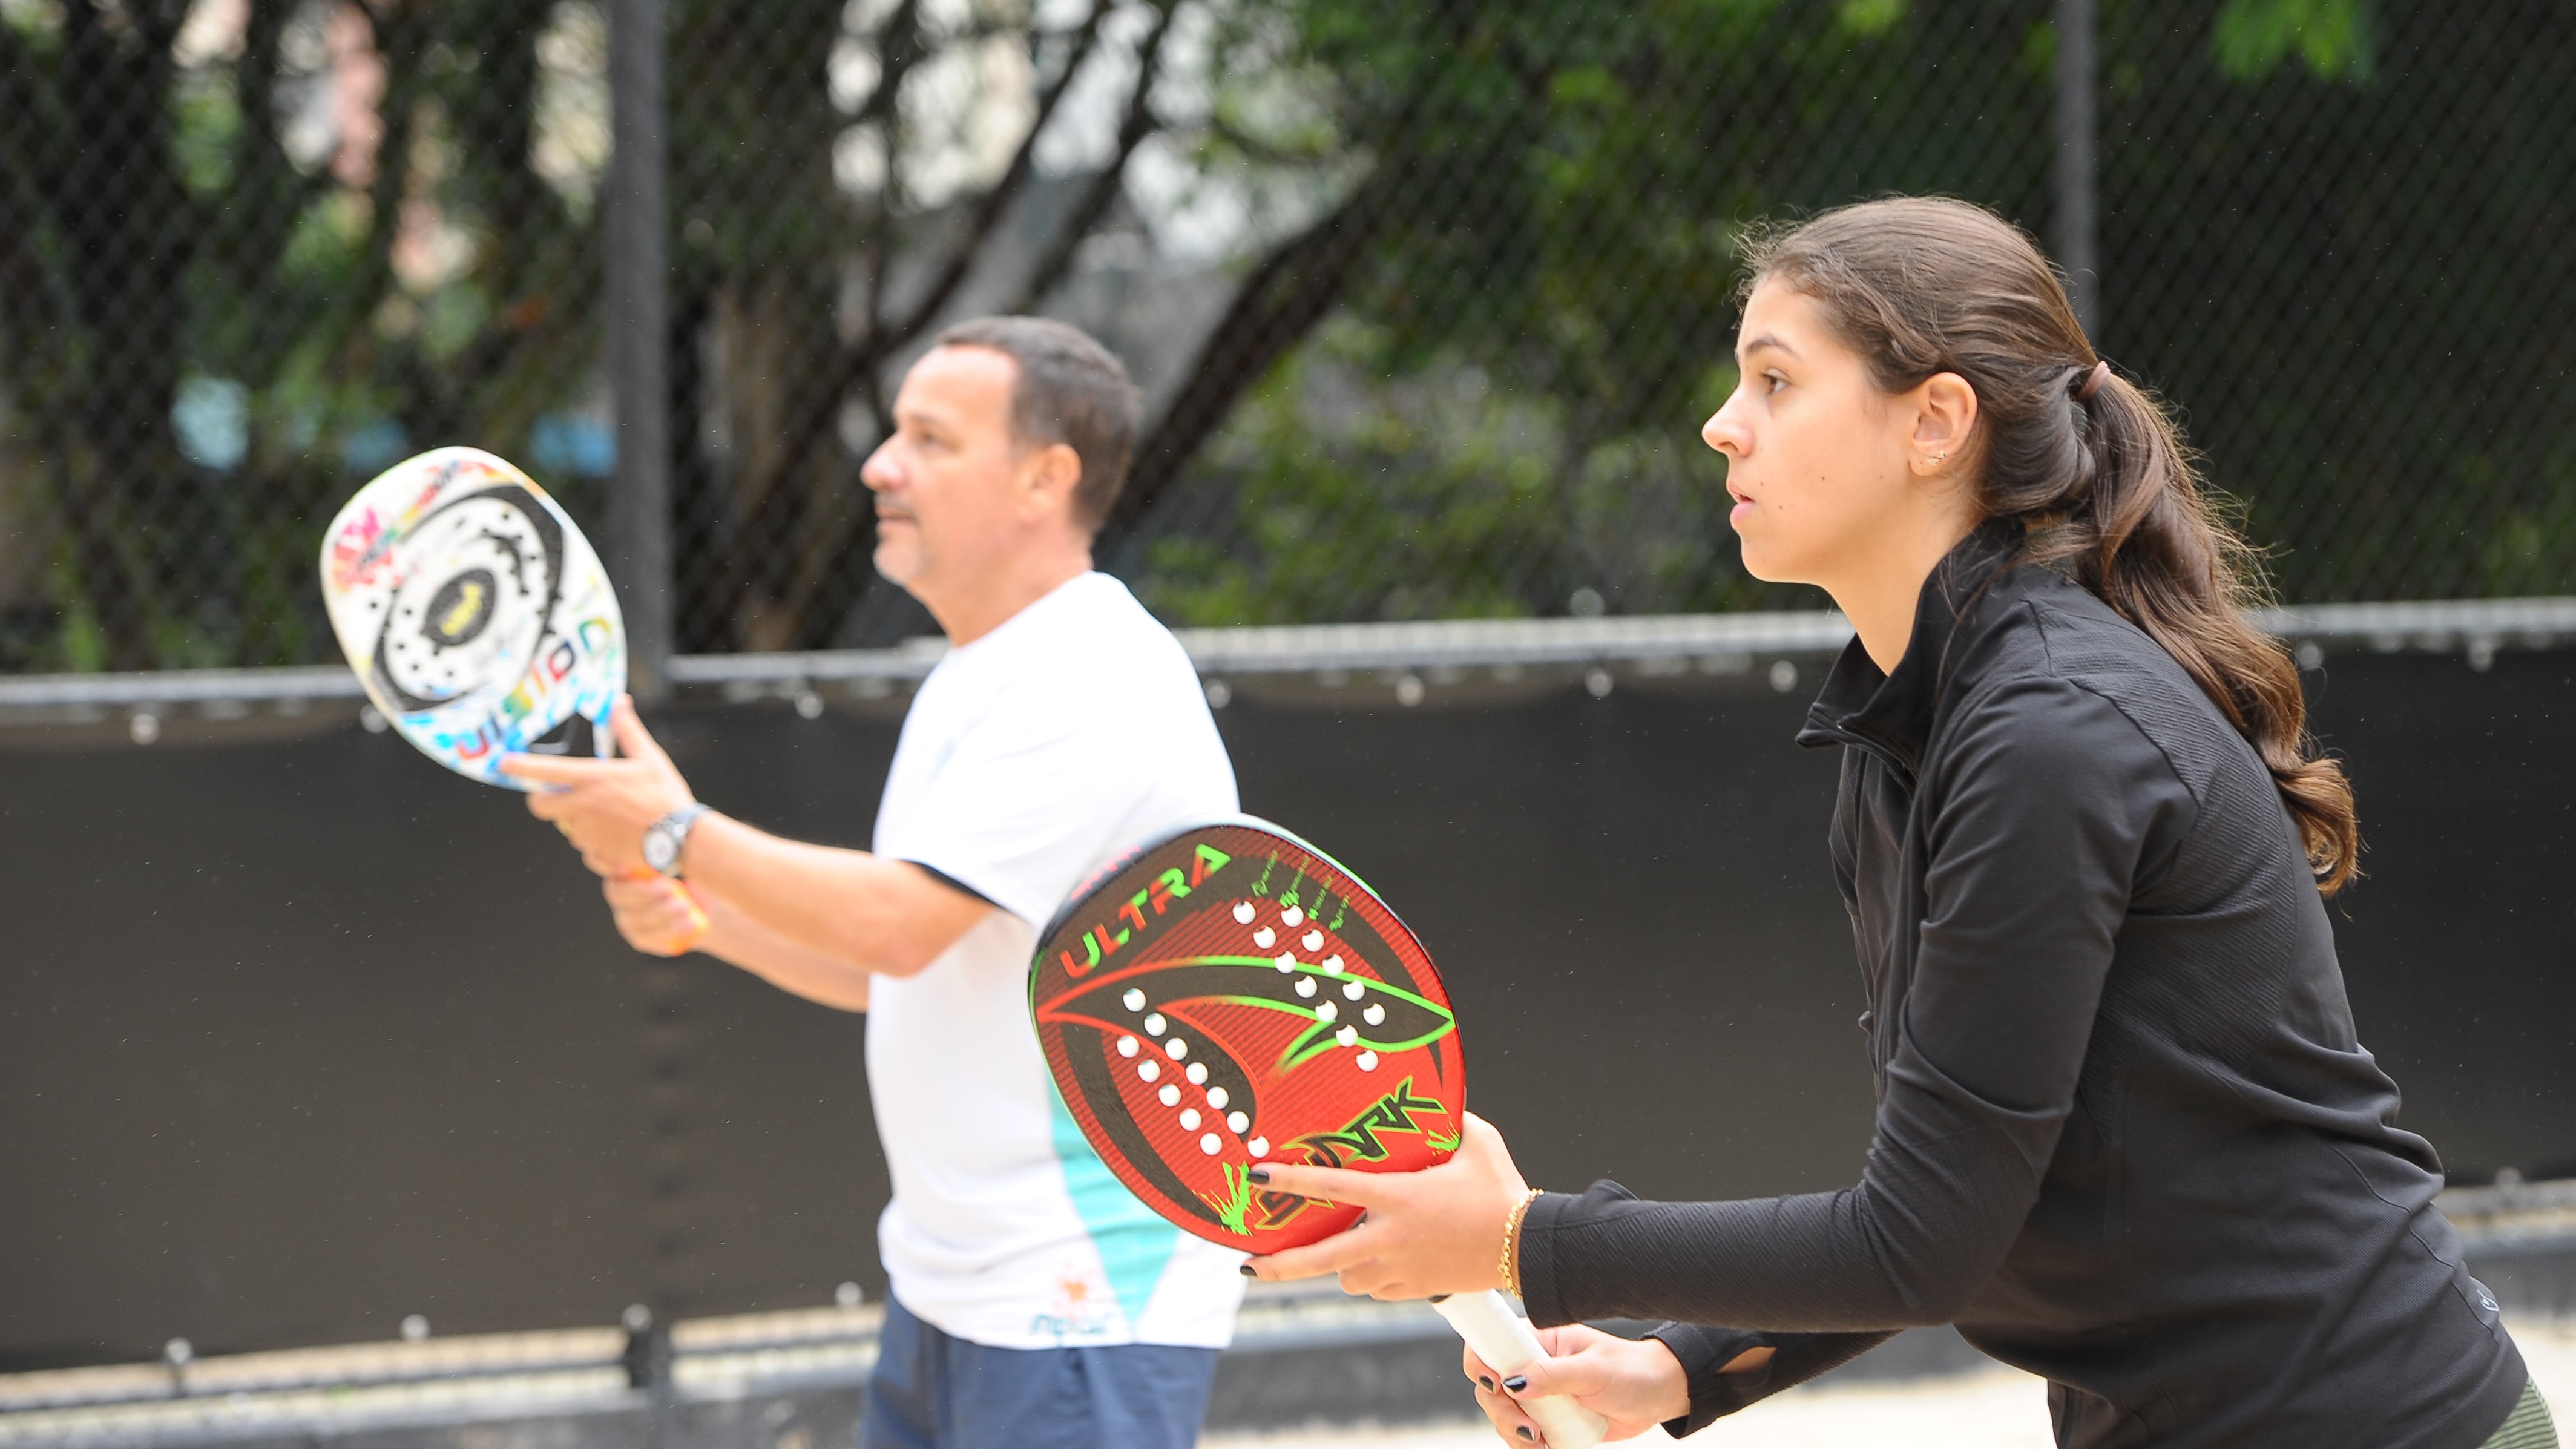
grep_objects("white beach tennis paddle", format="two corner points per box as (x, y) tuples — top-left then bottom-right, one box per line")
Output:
(320, 446), (624, 787)
(320, 447), (707, 938)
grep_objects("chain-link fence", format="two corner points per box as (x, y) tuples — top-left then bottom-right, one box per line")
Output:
(3, 0), (2571, 673)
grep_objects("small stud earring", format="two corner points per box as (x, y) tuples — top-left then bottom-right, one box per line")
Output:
(1930, 450), (1949, 464)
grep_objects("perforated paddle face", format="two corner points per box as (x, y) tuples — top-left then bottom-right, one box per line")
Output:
(1031, 820), (1464, 1255)
(320, 448), (623, 788)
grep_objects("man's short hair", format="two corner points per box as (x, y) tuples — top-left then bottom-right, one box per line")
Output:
(933, 316), (1141, 532)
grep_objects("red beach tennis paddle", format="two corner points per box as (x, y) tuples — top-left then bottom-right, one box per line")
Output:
(1030, 817), (1606, 1448)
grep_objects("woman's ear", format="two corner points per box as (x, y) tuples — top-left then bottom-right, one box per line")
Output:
(1909, 371), (1980, 475)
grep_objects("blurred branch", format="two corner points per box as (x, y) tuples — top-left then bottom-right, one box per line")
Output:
(1105, 0), (1487, 538)
(878, 0), (1111, 352)
(1005, 0), (1178, 314)
(844, 0), (924, 126)
(1204, 114), (1342, 169)
(1110, 163), (1394, 537)
(0, 30), (83, 364)
(853, 0), (927, 401)
(50, 0), (192, 665)
(328, 4), (431, 353)
(134, 0), (191, 57)
(222, 1), (337, 367)
(721, 3), (1120, 646)
(686, 0), (926, 645)
(766, 2), (1181, 646)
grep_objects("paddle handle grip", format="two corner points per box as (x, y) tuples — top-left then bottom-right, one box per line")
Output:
(618, 871), (712, 953)
(1432, 1292), (1609, 1449)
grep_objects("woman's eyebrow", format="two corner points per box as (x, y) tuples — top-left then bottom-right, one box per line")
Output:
(1738, 332), (1800, 361)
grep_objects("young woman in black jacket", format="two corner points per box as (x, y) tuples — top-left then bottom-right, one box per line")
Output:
(1243, 197), (2558, 1448)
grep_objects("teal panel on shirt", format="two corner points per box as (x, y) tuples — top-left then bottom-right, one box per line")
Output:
(1048, 1080), (1180, 1330)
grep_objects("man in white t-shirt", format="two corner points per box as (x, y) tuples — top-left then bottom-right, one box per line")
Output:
(504, 318), (1246, 1448)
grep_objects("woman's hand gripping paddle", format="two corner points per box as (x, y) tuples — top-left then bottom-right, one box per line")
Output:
(321, 446), (705, 941)
(1028, 818), (1606, 1448)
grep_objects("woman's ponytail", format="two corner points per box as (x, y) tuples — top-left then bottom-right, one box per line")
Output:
(1745, 198), (2360, 893)
(2061, 369), (2359, 892)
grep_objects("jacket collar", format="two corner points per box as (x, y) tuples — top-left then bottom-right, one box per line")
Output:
(1796, 518), (2026, 775)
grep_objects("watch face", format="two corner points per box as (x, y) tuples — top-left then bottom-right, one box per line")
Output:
(645, 829), (678, 873)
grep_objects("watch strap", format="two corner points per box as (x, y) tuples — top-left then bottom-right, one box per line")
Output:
(646, 803), (712, 878)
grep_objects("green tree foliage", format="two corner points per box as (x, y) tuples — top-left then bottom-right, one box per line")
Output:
(0, 0), (1341, 666)
(0, 0), (597, 669)
(1137, 0), (2576, 623)
(2215, 0), (2374, 82)
(1142, 0), (2053, 622)
(1, 0), (2566, 666)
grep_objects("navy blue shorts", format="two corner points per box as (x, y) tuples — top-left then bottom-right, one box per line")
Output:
(859, 1295), (1221, 1449)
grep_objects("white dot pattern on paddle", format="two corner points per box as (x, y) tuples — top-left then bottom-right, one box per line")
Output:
(1322, 955), (1345, 974)
(1274, 953), (1297, 973)
(1295, 978), (1317, 998)
(1180, 1108), (1201, 1129)
(1123, 988), (1146, 1012)
(1252, 927), (1275, 948)
(1249, 1137), (1270, 1157)
(1186, 1062), (1208, 1085)
(1336, 1025), (1359, 1046)
(1200, 1133), (1222, 1155)
(1207, 1086), (1229, 1109)
(1143, 1013), (1166, 1035)
(1344, 981), (1365, 1000)
(1139, 1061), (1160, 1082)
(1316, 1001), (1338, 1022)
(1227, 1111), (1249, 1133)
(1358, 1051), (1379, 1071)
(1165, 1037), (1189, 1060)
(1234, 901), (1256, 924)
(1117, 1035), (1140, 1057)
(1283, 906), (1304, 927)
(1159, 1083), (1181, 1107)
(1364, 1004), (1386, 1026)
(1303, 930), (1323, 951)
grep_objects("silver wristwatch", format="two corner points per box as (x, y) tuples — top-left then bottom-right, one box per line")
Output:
(643, 803), (712, 879)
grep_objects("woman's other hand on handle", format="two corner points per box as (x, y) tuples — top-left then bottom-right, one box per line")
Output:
(1464, 1325), (1690, 1445)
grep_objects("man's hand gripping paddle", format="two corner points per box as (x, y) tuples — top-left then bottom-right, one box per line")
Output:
(321, 446), (705, 941)
(1029, 818), (1606, 1448)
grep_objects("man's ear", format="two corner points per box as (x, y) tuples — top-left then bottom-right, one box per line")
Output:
(1017, 441), (1085, 520)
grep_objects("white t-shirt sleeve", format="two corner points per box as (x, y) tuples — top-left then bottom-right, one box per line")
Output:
(882, 698), (1156, 930)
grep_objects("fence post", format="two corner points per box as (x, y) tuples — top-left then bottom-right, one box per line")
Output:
(607, 0), (674, 702)
(2054, 0), (2100, 338)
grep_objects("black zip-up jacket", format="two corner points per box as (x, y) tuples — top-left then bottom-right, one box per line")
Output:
(1516, 525), (2528, 1446)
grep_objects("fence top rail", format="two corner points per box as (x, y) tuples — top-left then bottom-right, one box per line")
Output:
(4, 597), (2572, 710)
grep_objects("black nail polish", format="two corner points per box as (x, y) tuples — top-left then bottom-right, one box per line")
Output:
(1515, 1428), (1534, 1442)
(1502, 1375), (1529, 1394)
(1247, 1168), (1271, 1185)
(1476, 1376), (1495, 1392)
(1238, 1263), (1257, 1276)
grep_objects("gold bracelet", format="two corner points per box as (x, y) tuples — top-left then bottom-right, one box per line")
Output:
(1501, 1188), (1544, 1297)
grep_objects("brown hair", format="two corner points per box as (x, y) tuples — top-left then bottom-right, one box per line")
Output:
(935, 315), (1142, 531)
(1742, 197), (2358, 892)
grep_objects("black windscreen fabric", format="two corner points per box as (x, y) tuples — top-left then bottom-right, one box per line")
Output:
(2, 652), (2570, 1368)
